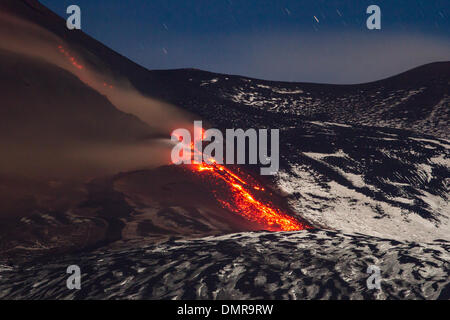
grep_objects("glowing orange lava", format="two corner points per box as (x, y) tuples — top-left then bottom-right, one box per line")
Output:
(58, 45), (84, 70)
(56, 43), (309, 232)
(57, 45), (114, 88)
(191, 161), (309, 231)
(175, 132), (311, 231)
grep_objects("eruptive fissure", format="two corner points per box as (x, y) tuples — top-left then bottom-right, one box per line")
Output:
(57, 44), (114, 88)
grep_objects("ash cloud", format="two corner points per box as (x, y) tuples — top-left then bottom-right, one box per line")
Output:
(0, 12), (194, 181)
(0, 12), (193, 134)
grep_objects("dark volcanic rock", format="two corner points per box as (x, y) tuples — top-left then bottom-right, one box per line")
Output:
(0, 230), (449, 299)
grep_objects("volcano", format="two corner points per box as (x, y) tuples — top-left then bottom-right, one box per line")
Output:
(0, 0), (449, 300)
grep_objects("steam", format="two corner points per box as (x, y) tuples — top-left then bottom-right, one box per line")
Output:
(0, 12), (195, 180)
(0, 12), (193, 135)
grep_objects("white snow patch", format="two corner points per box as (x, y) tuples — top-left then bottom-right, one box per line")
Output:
(200, 78), (219, 86)
(275, 164), (450, 242)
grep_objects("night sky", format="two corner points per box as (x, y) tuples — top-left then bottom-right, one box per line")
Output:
(41, 0), (449, 84)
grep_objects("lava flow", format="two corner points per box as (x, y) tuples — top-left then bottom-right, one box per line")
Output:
(193, 161), (310, 231)
(176, 135), (311, 232)
(57, 44), (309, 231)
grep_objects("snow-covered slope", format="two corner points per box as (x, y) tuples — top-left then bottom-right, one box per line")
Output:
(1, 230), (448, 299)
(275, 122), (449, 242)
